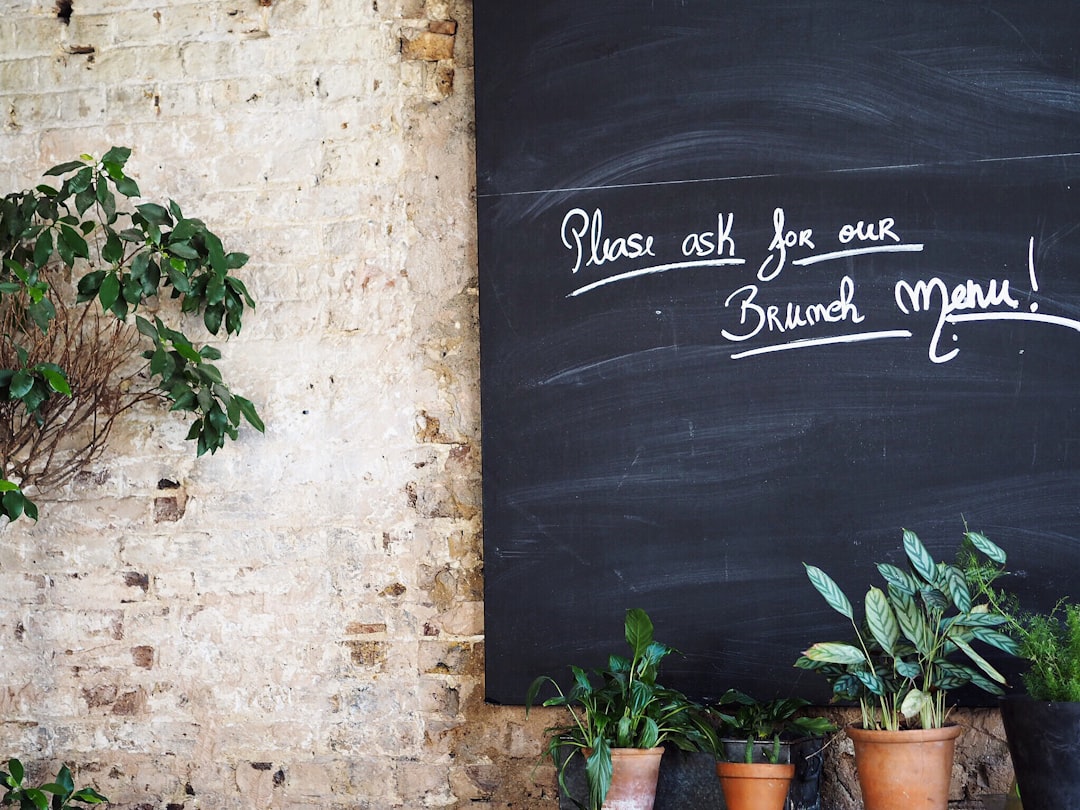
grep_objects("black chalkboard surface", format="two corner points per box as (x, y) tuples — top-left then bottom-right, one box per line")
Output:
(475, 0), (1080, 705)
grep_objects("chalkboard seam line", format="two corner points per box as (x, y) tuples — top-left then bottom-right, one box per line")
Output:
(794, 244), (925, 266)
(568, 258), (746, 297)
(478, 152), (1080, 199)
(730, 330), (913, 360)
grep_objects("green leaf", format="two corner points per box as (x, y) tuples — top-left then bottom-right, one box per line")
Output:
(44, 160), (87, 176)
(952, 635), (1007, 684)
(802, 642), (866, 665)
(804, 563), (853, 619)
(891, 586), (933, 656)
(39, 366), (71, 395)
(225, 251), (249, 269)
(585, 740), (613, 810)
(75, 185), (96, 216)
(903, 529), (937, 583)
(10, 370), (33, 399)
(33, 229), (54, 268)
(69, 166), (93, 194)
(114, 175), (140, 197)
(900, 688), (931, 720)
(101, 145), (132, 166)
(865, 586), (900, 656)
(168, 242), (200, 260)
(940, 564), (972, 613)
(102, 228), (123, 263)
(95, 176), (117, 217)
(853, 669), (886, 696)
(965, 531), (1007, 565)
(98, 273), (120, 310)
(77, 269), (106, 302)
(624, 608), (654, 659)
(136, 202), (170, 224)
(236, 395), (264, 432)
(876, 563), (917, 594)
(967, 626), (1023, 657)
(59, 223), (90, 261)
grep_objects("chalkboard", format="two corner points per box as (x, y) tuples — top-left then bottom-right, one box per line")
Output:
(475, 0), (1080, 705)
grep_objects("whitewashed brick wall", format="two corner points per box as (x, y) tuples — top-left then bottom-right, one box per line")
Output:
(0, 1), (556, 808)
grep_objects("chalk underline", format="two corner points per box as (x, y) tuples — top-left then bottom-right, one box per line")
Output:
(568, 243), (924, 297)
(946, 311), (1080, 332)
(793, 243), (924, 266)
(568, 258), (745, 297)
(730, 330), (913, 359)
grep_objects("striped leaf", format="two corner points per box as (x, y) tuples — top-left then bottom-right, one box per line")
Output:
(968, 626), (1023, 657)
(805, 564), (853, 619)
(853, 669), (886, 696)
(877, 563), (917, 594)
(802, 642), (867, 666)
(920, 585), (949, 612)
(952, 635), (1007, 684)
(832, 674), (864, 701)
(865, 587), (900, 656)
(933, 661), (977, 690)
(895, 659), (922, 679)
(939, 564), (972, 613)
(966, 669), (1006, 696)
(891, 587), (933, 655)
(950, 611), (1007, 628)
(903, 530), (938, 583)
(965, 531), (1007, 565)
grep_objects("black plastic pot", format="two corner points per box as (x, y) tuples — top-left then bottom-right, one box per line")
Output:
(1000, 695), (1080, 810)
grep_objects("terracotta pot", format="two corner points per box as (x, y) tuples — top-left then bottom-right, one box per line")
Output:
(846, 724), (962, 810)
(603, 747), (665, 810)
(716, 760), (795, 810)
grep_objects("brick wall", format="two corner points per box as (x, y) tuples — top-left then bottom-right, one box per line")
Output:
(0, 1), (556, 807)
(0, 2), (1014, 808)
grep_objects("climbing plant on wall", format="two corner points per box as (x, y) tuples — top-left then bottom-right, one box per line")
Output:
(0, 147), (263, 521)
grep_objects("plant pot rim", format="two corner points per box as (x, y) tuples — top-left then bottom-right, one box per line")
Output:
(845, 723), (962, 743)
(607, 746), (666, 755)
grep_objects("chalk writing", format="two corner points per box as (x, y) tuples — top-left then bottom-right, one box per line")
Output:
(558, 206), (1080, 364)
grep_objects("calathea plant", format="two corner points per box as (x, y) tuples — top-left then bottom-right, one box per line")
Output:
(526, 608), (717, 810)
(796, 528), (1020, 730)
(0, 147), (263, 521)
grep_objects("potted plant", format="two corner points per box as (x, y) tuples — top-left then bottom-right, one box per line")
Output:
(967, 567), (1080, 809)
(795, 527), (1020, 810)
(525, 608), (717, 810)
(708, 690), (836, 810)
(0, 758), (108, 808)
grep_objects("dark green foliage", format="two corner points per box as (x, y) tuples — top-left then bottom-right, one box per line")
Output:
(0, 758), (107, 809)
(0, 148), (263, 520)
(526, 609), (717, 810)
(709, 690), (836, 763)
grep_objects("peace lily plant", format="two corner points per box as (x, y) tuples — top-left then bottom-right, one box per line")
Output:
(526, 608), (716, 810)
(796, 528), (1020, 730)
